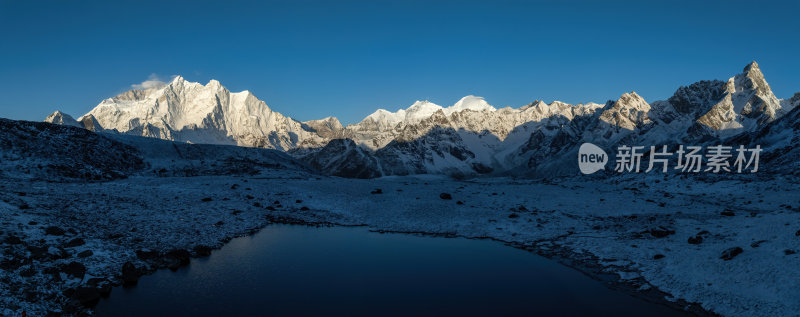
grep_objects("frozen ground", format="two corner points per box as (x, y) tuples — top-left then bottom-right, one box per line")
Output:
(0, 172), (798, 316)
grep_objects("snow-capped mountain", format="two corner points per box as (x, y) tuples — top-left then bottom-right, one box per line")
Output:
(341, 96), (496, 150)
(47, 76), (330, 150)
(46, 61), (796, 178)
(503, 61), (791, 177)
(298, 61), (793, 178)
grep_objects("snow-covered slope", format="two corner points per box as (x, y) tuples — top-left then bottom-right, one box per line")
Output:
(0, 118), (146, 180)
(1, 118), (313, 180)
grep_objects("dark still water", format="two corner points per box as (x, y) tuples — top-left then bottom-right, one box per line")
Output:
(94, 225), (686, 317)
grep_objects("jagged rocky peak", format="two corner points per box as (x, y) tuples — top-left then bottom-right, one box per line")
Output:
(514, 100), (601, 122)
(519, 100), (546, 111)
(44, 111), (81, 127)
(661, 61), (783, 133)
(206, 78), (223, 88)
(113, 89), (152, 102)
(296, 138), (382, 179)
(79, 114), (103, 132)
(667, 80), (727, 116)
(599, 92), (651, 130)
(303, 116), (344, 139)
(306, 116), (342, 130)
(168, 75), (187, 86)
(727, 61), (781, 121)
(358, 100), (443, 129)
(735, 61), (771, 95)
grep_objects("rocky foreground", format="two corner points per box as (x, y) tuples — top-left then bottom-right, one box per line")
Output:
(1, 171), (798, 316)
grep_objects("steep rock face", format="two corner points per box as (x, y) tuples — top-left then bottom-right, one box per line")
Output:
(375, 126), (484, 177)
(302, 117), (344, 139)
(78, 114), (104, 132)
(596, 92), (653, 137)
(782, 92), (800, 115)
(76, 76), (328, 150)
(667, 62), (783, 137)
(726, 103), (800, 176)
(730, 61), (781, 122)
(294, 138), (382, 178)
(668, 80), (728, 117)
(507, 93), (655, 177)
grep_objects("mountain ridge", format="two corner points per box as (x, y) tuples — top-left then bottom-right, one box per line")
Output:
(45, 61), (797, 178)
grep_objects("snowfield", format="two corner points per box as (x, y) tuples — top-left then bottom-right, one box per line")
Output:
(1, 172), (797, 316)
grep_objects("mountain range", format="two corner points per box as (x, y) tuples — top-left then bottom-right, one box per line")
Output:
(45, 61), (799, 178)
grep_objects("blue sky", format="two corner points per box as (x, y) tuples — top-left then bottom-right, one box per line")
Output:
(1, 0), (798, 124)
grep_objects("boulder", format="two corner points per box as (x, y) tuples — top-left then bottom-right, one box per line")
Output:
(45, 226), (66, 236)
(649, 226), (675, 238)
(61, 261), (86, 280)
(64, 238), (85, 248)
(720, 247), (744, 260)
(121, 261), (140, 285)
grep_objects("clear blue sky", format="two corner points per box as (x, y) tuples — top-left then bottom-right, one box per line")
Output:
(1, 0), (798, 124)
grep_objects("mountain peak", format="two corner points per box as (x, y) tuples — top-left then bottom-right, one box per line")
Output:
(744, 61), (760, 73)
(726, 61), (780, 122)
(446, 95), (495, 114)
(618, 92), (647, 105)
(207, 79), (222, 87)
(170, 75), (186, 85)
(740, 61), (767, 84)
(598, 92), (651, 131)
(519, 100), (547, 111)
(44, 110), (81, 127)
(303, 116), (344, 138)
(408, 100), (441, 111)
(734, 60), (767, 85)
